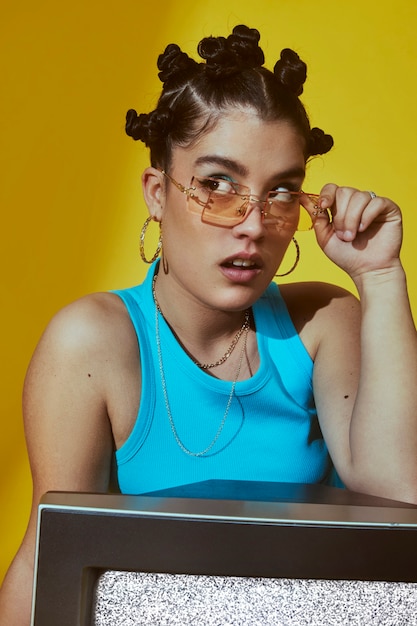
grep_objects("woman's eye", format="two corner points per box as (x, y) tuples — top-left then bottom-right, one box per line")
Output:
(197, 177), (235, 194)
(270, 187), (298, 203)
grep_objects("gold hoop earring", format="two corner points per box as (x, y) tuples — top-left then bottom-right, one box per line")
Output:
(140, 217), (162, 264)
(275, 237), (300, 277)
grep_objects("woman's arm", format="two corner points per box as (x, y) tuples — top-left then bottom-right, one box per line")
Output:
(0, 293), (137, 625)
(307, 186), (417, 503)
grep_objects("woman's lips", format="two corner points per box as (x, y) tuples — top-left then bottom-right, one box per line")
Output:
(222, 252), (263, 268)
(227, 258), (258, 268)
(220, 256), (262, 282)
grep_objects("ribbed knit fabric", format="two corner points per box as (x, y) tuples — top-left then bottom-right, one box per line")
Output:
(113, 263), (333, 495)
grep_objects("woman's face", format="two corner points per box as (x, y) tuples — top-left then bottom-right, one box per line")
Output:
(157, 109), (307, 312)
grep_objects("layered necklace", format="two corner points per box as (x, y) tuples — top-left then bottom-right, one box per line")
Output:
(152, 275), (250, 457)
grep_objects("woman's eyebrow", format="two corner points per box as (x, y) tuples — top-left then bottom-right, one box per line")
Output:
(272, 166), (306, 180)
(193, 156), (305, 181)
(194, 155), (248, 177)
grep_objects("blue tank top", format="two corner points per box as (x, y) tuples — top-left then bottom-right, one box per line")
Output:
(113, 263), (333, 495)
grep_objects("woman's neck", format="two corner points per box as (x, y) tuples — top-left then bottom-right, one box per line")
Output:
(152, 272), (258, 380)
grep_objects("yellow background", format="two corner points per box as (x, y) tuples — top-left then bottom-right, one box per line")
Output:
(1, 0), (416, 581)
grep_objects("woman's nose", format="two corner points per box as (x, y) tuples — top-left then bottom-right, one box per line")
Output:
(232, 200), (265, 238)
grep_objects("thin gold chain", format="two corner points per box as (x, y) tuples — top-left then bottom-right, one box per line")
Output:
(195, 308), (250, 369)
(152, 275), (250, 370)
(153, 276), (250, 457)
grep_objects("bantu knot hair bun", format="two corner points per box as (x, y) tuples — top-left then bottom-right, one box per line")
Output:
(274, 48), (307, 96)
(157, 43), (199, 86)
(125, 108), (173, 145)
(198, 24), (264, 77)
(309, 127), (334, 156)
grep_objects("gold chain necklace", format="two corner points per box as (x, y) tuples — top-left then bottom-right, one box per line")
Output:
(152, 275), (250, 457)
(195, 308), (250, 369)
(152, 276), (250, 370)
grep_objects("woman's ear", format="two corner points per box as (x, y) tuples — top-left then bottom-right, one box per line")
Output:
(141, 167), (165, 221)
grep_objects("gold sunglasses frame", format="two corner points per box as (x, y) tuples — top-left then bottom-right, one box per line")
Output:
(160, 169), (323, 230)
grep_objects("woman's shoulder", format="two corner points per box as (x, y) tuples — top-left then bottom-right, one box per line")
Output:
(277, 281), (360, 358)
(279, 281), (358, 308)
(34, 291), (138, 367)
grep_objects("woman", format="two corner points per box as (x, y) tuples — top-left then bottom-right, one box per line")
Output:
(1, 24), (417, 625)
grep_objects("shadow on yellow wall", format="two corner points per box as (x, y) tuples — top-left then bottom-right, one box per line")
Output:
(1, 0), (417, 581)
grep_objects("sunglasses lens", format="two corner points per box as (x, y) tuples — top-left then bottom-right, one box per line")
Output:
(266, 193), (313, 232)
(201, 195), (245, 226)
(189, 178), (316, 230)
(190, 178), (247, 226)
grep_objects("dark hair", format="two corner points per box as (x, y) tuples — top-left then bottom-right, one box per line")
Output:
(125, 25), (333, 170)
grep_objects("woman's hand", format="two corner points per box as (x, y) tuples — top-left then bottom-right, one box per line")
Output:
(302, 184), (403, 282)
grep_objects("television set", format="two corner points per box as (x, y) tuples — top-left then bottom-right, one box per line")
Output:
(31, 481), (417, 625)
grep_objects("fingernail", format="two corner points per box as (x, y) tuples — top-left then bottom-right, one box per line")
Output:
(343, 230), (354, 241)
